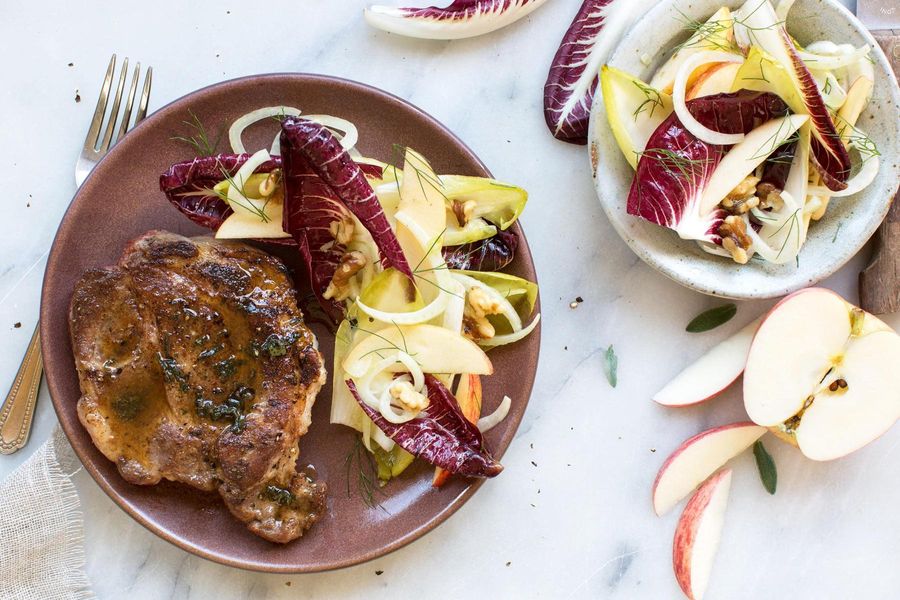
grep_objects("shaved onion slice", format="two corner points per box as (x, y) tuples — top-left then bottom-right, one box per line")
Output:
(356, 212), (452, 324)
(479, 314), (541, 348)
(797, 45), (871, 71)
(356, 353), (426, 424)
(478, 396), (511, 433)
(230, 106), (302, 154)
(303, 115), (359, 152)
(356, 290), (449, 325)
(452, 272), (522, 332)
(269, 114), (359, 156)
(226, 149), (272, 219)
(673, 51), (747, 145)
(808, 155), (879, 198)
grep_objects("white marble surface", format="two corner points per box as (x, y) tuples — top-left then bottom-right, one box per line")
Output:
(6, 0), (900, 598)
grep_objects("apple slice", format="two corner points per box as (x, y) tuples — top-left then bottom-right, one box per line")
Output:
(699, 114), (808, 215)
(215, 206), (290, 239)
(343, 324), (493, 379)
(673, 469), (732, 600)
(686, 62), (742, 100)
(653, 422), (765, 516)
(744, 288), (900, 461)
(654, 318), (760, 407)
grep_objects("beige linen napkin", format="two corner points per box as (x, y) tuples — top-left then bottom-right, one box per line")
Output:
(0, 427), (95, 600)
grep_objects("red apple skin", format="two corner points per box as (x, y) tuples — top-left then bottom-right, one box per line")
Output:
(652, 372), (742, 408)
(673, 469), (732, 600)
(652, 422), (758, 516)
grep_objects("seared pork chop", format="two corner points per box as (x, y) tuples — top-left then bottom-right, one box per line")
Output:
(69, 231), (327, 543)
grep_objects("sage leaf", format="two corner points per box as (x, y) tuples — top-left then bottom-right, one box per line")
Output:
(604, 345), (618, 388)
(686, 304), (737, 333)
(753, 441), (777, 495)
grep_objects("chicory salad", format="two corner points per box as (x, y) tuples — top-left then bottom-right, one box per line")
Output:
(602, 0), (880, 265)
(160, 106), (539, 488)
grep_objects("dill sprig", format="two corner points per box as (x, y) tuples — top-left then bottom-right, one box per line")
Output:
(833, 115), (881, 164)
(638, 147), (716, 181)
(171, 110), (221, 157)
(632, 80), (666, 121)
(216, 164), (271, 223)
(671, 7), (736, 54)
(766, 208), (802, 261)
(749, 117), (801, 162)
(344, 437), (386, 510)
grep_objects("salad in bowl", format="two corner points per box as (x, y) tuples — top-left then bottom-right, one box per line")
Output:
(591, 0), (898, 296)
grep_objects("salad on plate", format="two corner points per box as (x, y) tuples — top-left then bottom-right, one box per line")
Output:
(601, 0), (880, 265)
(160, 106), (540, 489)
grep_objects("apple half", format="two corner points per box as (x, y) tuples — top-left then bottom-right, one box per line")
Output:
(654, 318), (760, 407)
(653, 422), (765, 516)
(744, 288), (900, 461)
(673, 469), (732, 600)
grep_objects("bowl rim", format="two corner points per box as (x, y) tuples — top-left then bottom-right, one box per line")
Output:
(588, 0), (900, 299)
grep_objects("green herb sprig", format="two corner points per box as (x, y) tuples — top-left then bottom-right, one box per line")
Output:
(753, 440), (777, 494)
(686, 304), (737, 333)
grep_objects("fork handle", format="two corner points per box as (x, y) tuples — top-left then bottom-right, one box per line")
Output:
(0, 323), (43, 454)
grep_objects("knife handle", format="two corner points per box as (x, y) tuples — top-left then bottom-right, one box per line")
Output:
(859, 30), (900, 315)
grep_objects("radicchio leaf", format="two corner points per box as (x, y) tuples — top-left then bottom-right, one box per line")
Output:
(160, 154), (385, 235)
(364, 0), (549, 40)
(280, 143), (351, 324)
(443, 229), (518, 271)
(627, 91), (788, 243)
(758, 141), (796, 194)
(543, 0), (634, 144)
(159, 154), (280, 230)
(346, 376), (503, 478)
(280, 118), (413, 281)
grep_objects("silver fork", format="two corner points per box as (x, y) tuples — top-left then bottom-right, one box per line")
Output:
(0, 54), (152, 454)
(75, 54), (152, 186)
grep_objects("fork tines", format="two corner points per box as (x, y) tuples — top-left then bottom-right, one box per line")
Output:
(85, 54), (153, 154)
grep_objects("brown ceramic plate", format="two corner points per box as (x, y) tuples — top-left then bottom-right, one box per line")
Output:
(40, 74), (540, 573)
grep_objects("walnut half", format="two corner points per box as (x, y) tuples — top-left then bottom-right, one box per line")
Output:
(718, 216), (752, 265)
(322, 251), (366, 301)
(463, 286), (502, 340)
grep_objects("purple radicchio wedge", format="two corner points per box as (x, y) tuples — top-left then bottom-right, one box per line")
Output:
(346, 376), (503, 477)
(160, 154), (281, 231)
(364, 0), (549, 40)
(280, 117), (413, 281)
(627, 91), (789, 243)
(443, 229), (518, 271)
(543, 0), (636, 144)
(280, 144), (353, 323)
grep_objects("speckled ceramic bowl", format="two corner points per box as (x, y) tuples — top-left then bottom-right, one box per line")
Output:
(588, 0), (900, 299)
